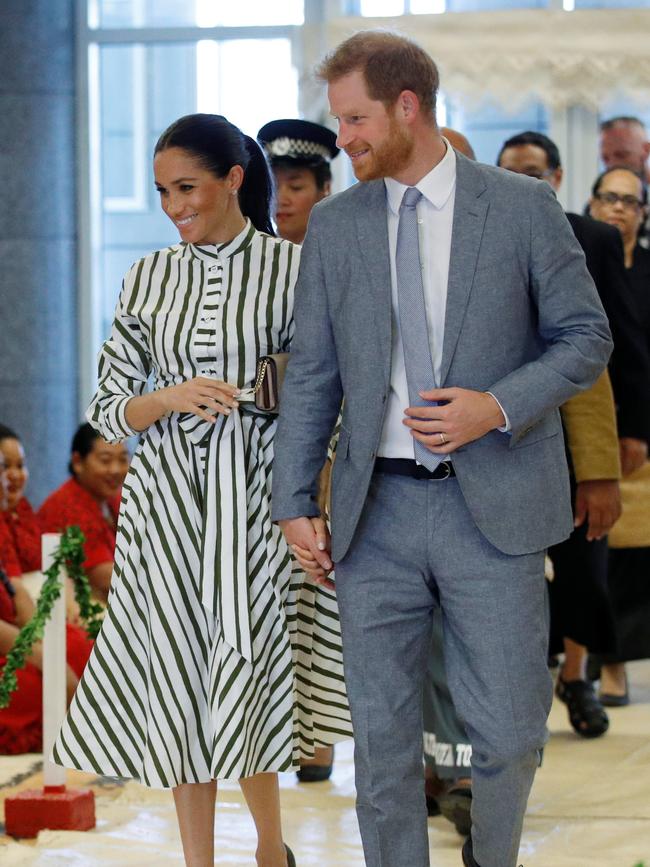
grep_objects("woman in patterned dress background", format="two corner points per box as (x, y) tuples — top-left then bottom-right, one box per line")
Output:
(53, 114), (351, 867)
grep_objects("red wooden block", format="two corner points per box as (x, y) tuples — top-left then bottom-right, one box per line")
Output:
(4, 787), (95, 838)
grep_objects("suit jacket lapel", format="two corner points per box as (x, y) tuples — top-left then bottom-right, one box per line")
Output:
(440, 155), (489, 385)
(355, 181), (393, 388)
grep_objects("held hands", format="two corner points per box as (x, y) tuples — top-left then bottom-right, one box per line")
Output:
(574, 480), (622, 541)
(403, 388), (506, 453)
(619, 437), (648, 477)
(278, 516), (334, 590)
(159, 377), (240, 424)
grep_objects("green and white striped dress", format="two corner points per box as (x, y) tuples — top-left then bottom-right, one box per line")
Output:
(53, 221), (352, 788)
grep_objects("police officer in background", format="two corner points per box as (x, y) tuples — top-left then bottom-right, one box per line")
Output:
(257, 118), (339, 244)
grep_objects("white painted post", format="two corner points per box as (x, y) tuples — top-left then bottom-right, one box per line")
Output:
(41, 533), (67, 789)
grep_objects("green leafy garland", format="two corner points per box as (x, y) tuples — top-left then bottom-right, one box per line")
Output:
(0, 526), (104, 709)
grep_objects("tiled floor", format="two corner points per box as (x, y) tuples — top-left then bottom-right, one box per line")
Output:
(1, 661), (649, 866)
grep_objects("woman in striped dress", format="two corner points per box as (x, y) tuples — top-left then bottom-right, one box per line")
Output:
(53, 114), (351, 867)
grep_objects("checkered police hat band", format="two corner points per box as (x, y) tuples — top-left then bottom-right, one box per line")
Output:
(265, 136), (332, 161)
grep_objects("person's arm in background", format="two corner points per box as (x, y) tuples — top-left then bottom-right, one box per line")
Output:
(561, 370), (622, 540)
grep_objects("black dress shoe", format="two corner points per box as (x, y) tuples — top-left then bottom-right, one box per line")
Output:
(463, 836), (525, 867)
(462, 837), (480, 867)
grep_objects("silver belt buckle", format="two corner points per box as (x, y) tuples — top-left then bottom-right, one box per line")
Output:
(437, 462), (452, 480)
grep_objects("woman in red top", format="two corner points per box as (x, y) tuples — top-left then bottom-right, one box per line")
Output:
(37, 423), (129, 603)
(0, 444), (89, 754)
(0, 424), (43, 573)
(1, 423), (96, 623)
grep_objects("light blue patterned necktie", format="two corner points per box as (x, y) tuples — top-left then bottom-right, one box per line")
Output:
(396, 186), (440, 471)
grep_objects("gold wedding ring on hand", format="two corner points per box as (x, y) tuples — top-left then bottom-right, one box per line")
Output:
(438, 432), (447, 446)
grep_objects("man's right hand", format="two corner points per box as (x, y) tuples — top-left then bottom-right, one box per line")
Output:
(279, 516), (334, 589)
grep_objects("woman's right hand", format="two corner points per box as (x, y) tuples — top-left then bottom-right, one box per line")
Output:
(159, 377), (240, 424)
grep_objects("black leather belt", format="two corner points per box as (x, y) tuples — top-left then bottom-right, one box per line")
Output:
(374, 457), (455, 480)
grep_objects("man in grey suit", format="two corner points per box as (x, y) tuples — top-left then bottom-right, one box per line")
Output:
(271, 32), (612, 867)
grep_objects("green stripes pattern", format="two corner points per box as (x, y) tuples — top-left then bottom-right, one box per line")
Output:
(53, 222), (352, 788)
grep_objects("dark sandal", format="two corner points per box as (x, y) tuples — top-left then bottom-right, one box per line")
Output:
(555, 677), (609, 738)
(296, 746), (334, 783)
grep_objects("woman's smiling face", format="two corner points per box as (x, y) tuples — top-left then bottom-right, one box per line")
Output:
(0, 437), (28, 512)
(154, 147), (243, 245)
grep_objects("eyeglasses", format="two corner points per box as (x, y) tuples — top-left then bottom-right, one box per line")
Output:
(593, 191), (643, 210)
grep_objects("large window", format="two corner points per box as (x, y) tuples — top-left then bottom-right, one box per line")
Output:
(444, 100), (549, 166)
(92, 0), (304, 28)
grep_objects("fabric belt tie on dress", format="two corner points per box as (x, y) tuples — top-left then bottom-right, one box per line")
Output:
(177, 407), (255, 664)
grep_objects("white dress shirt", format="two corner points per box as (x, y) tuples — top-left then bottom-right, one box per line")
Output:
(378, 140), (457, 460)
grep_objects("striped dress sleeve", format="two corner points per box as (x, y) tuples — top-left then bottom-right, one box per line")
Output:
(87, 262), (152, 443)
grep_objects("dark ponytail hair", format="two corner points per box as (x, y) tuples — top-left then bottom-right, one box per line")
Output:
(154, 114), (275, 236)
(68, 423), (100, 476)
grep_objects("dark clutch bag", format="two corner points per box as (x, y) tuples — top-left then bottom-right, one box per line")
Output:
(253, 353), (289, 414)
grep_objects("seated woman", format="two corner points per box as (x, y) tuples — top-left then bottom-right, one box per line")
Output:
(0, 424), (41, 573)
(0, 450), (88, 754)
(0, 424), (88, 627)
(37, 423), (129, 603)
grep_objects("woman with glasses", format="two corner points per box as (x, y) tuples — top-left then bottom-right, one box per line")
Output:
(589, 166), (650, 707)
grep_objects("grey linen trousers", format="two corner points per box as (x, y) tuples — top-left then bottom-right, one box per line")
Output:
(334, 472), (552, 867)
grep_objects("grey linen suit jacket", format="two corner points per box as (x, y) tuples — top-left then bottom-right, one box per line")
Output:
(271, 153), (613, 559)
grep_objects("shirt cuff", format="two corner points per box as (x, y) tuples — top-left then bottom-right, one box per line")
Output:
(486, 392), (511, 433)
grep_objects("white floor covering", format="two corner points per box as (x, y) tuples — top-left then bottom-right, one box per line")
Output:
(1, 661), (649, 866)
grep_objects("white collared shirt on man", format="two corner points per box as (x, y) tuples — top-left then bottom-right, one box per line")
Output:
(378, 140), (457, 460)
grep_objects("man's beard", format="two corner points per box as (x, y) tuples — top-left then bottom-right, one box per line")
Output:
(348, 116), (414, 181)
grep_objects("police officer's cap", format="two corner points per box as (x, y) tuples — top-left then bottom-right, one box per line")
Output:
(257, 119), (339, 165)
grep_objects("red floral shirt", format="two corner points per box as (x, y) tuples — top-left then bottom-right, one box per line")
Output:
(37, 478), (120, 572)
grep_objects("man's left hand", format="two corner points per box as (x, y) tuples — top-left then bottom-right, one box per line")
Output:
(403, 388), (506, 454)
